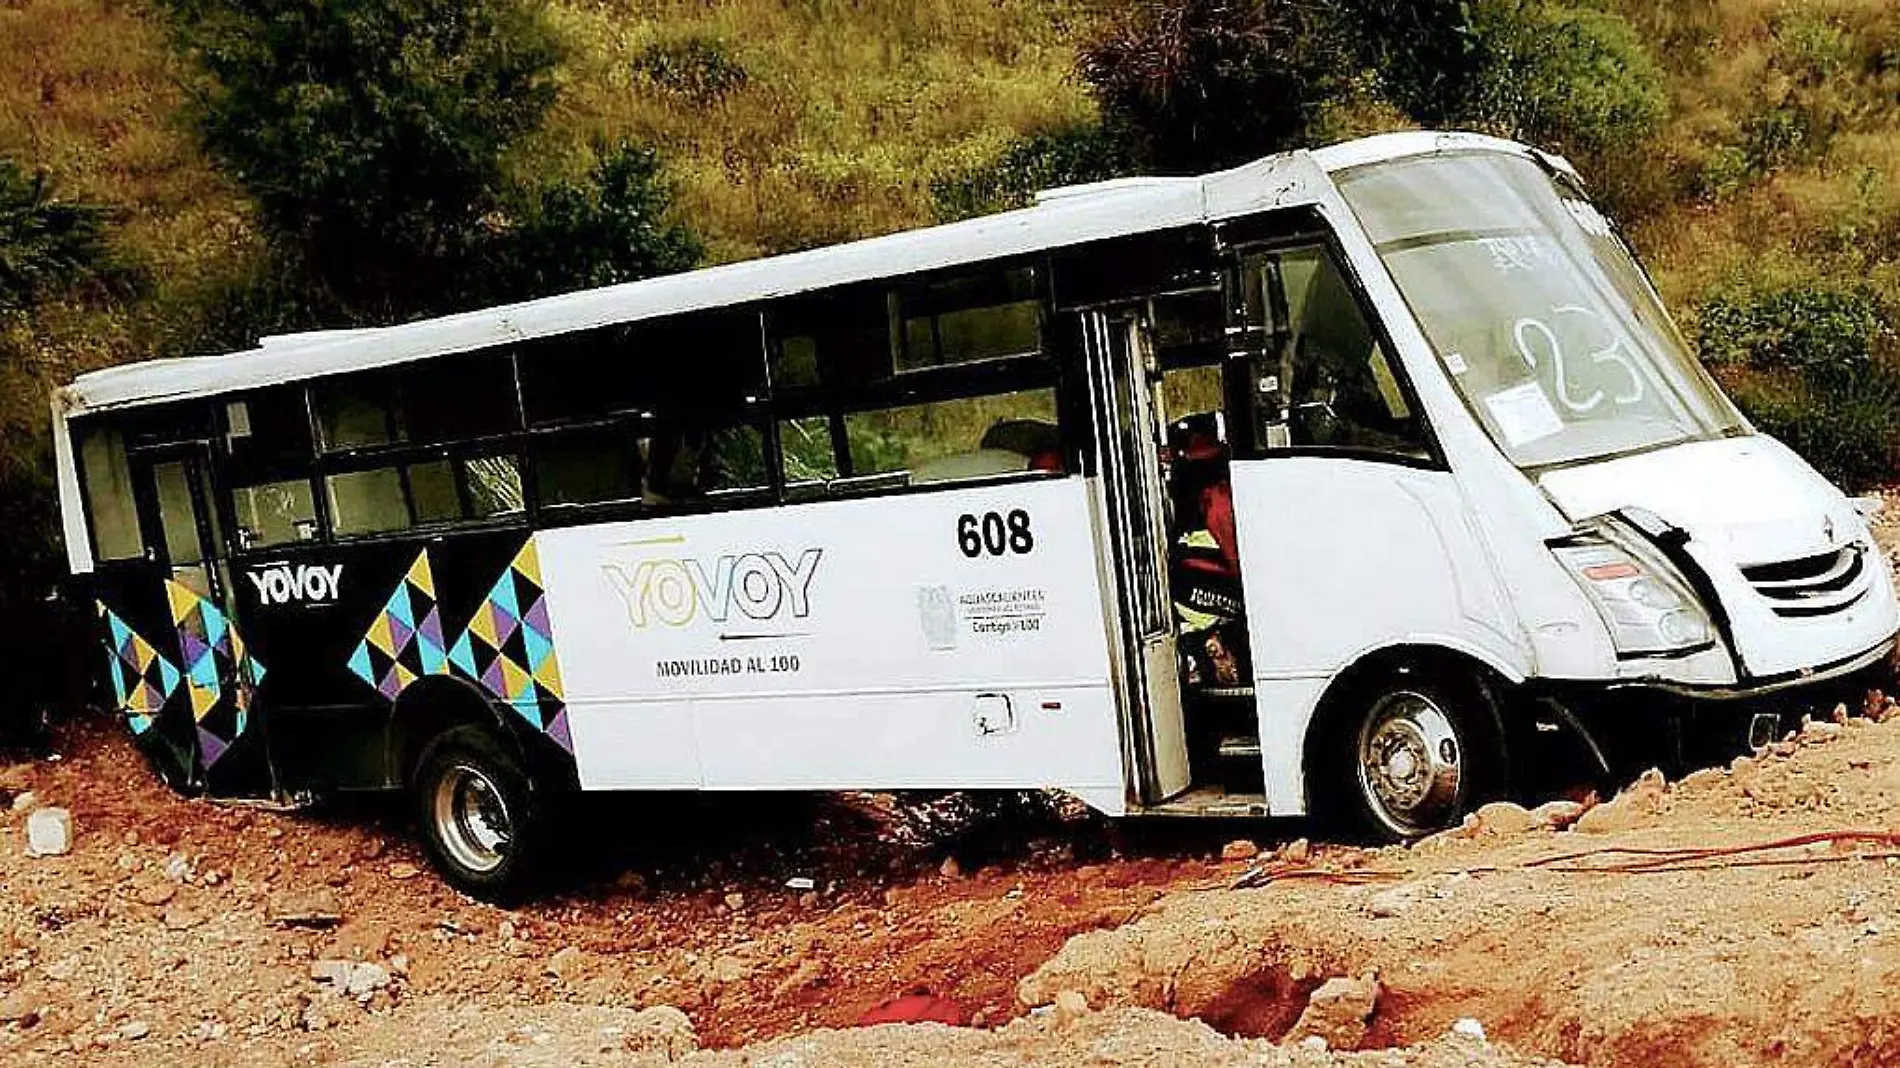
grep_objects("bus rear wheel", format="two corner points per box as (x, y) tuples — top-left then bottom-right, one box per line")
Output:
(412, 725), (546, 901)
(1320, 668), (1505, 842)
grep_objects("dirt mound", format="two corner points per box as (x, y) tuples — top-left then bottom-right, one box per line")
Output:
(0, 720), (1217, 1064)
(680, 1006), (1567, 1068)
(1023, 707), (1900, 1067)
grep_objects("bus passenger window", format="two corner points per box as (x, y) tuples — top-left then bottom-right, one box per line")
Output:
(645, 422), (767, 503)
(779, 416), (839, 489)
(232, 481), (318, 548)
(896, 266), (1042, 371)
(701, 424), (767, 494)
(844, 388), (1060, 484)
(313, 380), (400, 450)
(224, 389), (321, 549)
(407, 459), (462, 525)
(326, 468), (414, 536)
(77, 425), (143, 561)
(532, 424), (644, 508)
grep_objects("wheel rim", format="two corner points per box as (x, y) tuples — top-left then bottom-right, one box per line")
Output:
(432, 762), (513, 874)
(1356, 690), (1463, 836)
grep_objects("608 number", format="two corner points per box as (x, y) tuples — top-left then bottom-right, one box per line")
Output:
(958, 510), (1034, 557)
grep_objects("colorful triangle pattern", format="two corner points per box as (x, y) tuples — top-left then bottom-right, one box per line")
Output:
(347, 550), (449, 701)
(163, 580), (267, 766)
(97, 602), (181, 736)
(446, 539), (571, 751)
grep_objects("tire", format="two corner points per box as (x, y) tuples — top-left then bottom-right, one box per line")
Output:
(411, 725), (549, 902)
(1316, 667), (1507, 842)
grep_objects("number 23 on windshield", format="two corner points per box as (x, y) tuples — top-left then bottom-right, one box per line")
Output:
(1513, 306), (1646, 414)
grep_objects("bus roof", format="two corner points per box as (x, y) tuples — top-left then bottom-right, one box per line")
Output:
(60, 131), (1536, 417)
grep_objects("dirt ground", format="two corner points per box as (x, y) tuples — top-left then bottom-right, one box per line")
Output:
(0, 501), (1895, 1066)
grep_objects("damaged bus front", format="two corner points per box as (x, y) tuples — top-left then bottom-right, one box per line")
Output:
(1274, 134), (1900, 834)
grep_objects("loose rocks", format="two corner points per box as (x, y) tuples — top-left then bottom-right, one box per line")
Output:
(1286, 973), (1381, 1052)
(25, 807), (72, 857)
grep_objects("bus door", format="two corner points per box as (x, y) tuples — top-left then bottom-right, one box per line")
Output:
(1082, 308), (1191, 804)
(1224, 241), (1504, 812)
(127, 442), (266, 792)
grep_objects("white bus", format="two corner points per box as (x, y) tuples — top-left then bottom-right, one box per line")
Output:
(53, 131), (1897, 896)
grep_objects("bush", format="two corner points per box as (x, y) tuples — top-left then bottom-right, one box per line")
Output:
(160, 0), (567, 313)
(0, 158), (112, 312)
(1459, 0), (1669, 158)
(1073, 0), (1665, 180)
(1695, 12), (1869, 198)
(1722, 362), (1900, 491)
(1695, 274), (1900, 489)
(1693, 276), (1886, 373)
(1075, 0), (1352, 172)
(930, 123), (1135, 222)
(479, 142), (703, 302)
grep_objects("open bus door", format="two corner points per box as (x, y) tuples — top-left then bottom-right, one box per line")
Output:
(1081, 307), (1192, 805)
(124, 442), (271, 796)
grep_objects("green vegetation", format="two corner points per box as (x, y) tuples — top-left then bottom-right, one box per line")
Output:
(158, 0), (699, 318)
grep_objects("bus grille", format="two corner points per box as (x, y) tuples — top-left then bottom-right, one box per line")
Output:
(1740, 544), (1868, 618)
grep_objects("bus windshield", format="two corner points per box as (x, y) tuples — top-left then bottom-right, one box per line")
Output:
(1335, 151), (1745, 468)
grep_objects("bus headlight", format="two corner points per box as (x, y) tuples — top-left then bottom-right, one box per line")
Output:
(1553, 534), (1715, 657)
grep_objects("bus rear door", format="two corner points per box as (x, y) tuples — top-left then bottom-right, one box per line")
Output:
(125, 441), (272, 795)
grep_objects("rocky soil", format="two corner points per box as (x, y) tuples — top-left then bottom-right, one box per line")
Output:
(0, 493), (1895, 1065)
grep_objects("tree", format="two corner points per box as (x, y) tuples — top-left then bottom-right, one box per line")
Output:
(162, 0), (566, 314)
(1075, 0), (1667, 178)
(478, 143), (704, 304)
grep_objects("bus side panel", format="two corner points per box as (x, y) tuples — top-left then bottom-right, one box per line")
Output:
(236, 529), (538, 792)
(537, 477), (1125, 799)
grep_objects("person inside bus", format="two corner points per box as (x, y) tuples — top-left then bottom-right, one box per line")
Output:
(1165, 411), (1249, 689)
(644, 424), (707, 505)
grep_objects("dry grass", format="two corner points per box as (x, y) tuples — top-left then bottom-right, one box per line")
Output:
(0, 0), (258, 299)
(547, 0), (1098, 261)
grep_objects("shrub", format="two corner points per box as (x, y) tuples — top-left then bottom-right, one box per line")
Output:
(1075, 0), (1352, 172)
(1721, 362), (1900, 491)
(160, 0), (566, 313)
(479, 142), (703, 303)
(1460, 0), (1669, 158)
(0, 158), (111, 312)
(1692, 275), (1886, 373)
(930, 123), (1135, 222)
(1694, 274), (1900, 489)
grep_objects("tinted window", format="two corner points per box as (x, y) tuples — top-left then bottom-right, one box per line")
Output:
(770, 289), (892, 393)
(326, 467), (414, 536)
(326, 453), (522, 538)
(77, 424), (142, 561)
(224, 389), (311, 479)
(769, 264), (1046, 393)
(896, 266), (1041, 371)
(843, 389), (1061, 485)
(233, 481), (319, 549)
(532, 423), (644, 508)
(223, 388), (319, 550)
(313, 352), (518, 451)
(519, 312), (765, 425)
(313, 379), (398, 450)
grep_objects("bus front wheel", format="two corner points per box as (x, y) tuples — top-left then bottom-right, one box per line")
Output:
(412, 725), (547, 901)
(1319, 668), (1505, 842)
